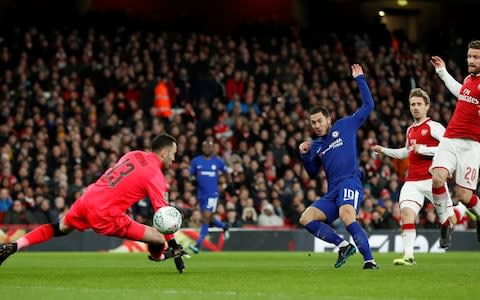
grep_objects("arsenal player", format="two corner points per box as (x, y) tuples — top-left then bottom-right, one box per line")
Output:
(430, 40), (480, 248)
(374, 88), (467, 265)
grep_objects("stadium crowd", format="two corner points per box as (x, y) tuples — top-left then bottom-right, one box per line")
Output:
(0, 25), (476, 232)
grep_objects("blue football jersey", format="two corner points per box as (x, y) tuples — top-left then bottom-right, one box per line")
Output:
(190, 155), (227, 197)
(301, 75), (374, 187)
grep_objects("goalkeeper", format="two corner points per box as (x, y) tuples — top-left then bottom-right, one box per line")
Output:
(0, 133), (187, 273)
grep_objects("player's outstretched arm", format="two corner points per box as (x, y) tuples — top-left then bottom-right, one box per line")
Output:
(430, 56), (462, 97)
(375, 144), (408, 159)
(350, 64), (374, 123)
(430, 56), (446, 69)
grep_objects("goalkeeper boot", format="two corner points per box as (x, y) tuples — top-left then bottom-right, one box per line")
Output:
(393, 256), (416, 266)
(0, 243), (17, 266)
(174, 256), (185, 273)
(440, 223), (453, 249)
(164, 245), (189, 259)
(170, 245), (188, 273)
(363, 260), (379, 270)
(334, 243), (356, 268)
(149, 245), (188, 261)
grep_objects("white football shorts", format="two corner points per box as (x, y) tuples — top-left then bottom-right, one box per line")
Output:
(430, 137), (480, 190)
(399, 179), (435, 215)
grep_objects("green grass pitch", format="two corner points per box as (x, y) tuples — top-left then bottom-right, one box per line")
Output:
(0, 251), (478, 300)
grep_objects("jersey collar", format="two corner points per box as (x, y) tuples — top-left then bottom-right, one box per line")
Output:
(412, 117), (430, 127)
(149, 152), (164, 169)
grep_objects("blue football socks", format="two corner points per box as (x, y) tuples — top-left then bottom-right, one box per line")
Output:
(346, 221), (373, 261)
(305, 220), (344, 246)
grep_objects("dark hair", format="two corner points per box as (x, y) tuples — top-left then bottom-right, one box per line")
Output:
(468, 40), (480, 50)
(309, 106), (330, 118)
(151, 133), (177, 152)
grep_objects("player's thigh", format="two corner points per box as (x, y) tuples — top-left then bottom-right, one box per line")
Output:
(63, 199), (91, 231)
(90, 214), (139, 239)
(430, 138), (457, 178)
(453, 139), (480, 190)
(300, 205), (329, 225)
(309, 191), (339, 224)
(399, 180), (429, 215)
(199, 195), (219, 212)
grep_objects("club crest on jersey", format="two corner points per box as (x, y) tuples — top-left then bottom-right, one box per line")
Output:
(211, 165), (217, 170)
(332, 131), (339, 138)
(421, 129), (428, 136)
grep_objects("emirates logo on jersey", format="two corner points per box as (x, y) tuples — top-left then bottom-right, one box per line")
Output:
(421, 129), (428, 136)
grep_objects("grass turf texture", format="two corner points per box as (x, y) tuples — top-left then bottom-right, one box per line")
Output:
(0, 251), (478, 300)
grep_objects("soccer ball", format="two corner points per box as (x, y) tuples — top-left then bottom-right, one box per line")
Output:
(153, 206), (182, 234)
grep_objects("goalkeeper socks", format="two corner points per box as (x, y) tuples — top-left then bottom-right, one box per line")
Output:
(212, 217), (225, 229)
(15, 224), (55, 250)
(196, 223), (210, 247)
(304, 221), (344, 246)
(401, 223), (416, 258)
(346, 221), (373, 261)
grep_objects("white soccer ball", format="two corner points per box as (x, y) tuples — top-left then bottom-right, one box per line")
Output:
(153, 206), (182, 234)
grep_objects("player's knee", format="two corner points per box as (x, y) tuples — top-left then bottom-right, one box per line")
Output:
(339, 205), (356, 225)
(52, 222), (69, 237)
(455, 187), (472, 203)
(299, 213), (312, 226)
(432, 170), (447, 188)
(400, 207), (415, 223)
(339, 213), (356, 225)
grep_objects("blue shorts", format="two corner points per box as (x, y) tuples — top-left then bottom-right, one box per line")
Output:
(311, 177), (363, 224)
(198, 193), (219, 212)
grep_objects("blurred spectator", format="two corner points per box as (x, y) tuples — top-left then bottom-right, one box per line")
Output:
(241, 207), (258, 225)
(4, 200), (36, 224)
(258, 202), (284, 226)
(31, 199), (54, 224)
(0, 188), (13, 213)
(422, 210), (440, 229)
(225, 208), (243, 228)
(188, 210), (203, 228)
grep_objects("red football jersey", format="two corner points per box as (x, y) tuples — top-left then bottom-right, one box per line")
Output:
(81, 150), (169, 215)
(406, 118), (445, 181)
(444, 74), (480, 142)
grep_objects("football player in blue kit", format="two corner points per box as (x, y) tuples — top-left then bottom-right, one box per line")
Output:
(189, 138), (232, 254)
(299, 64), (378, 269)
